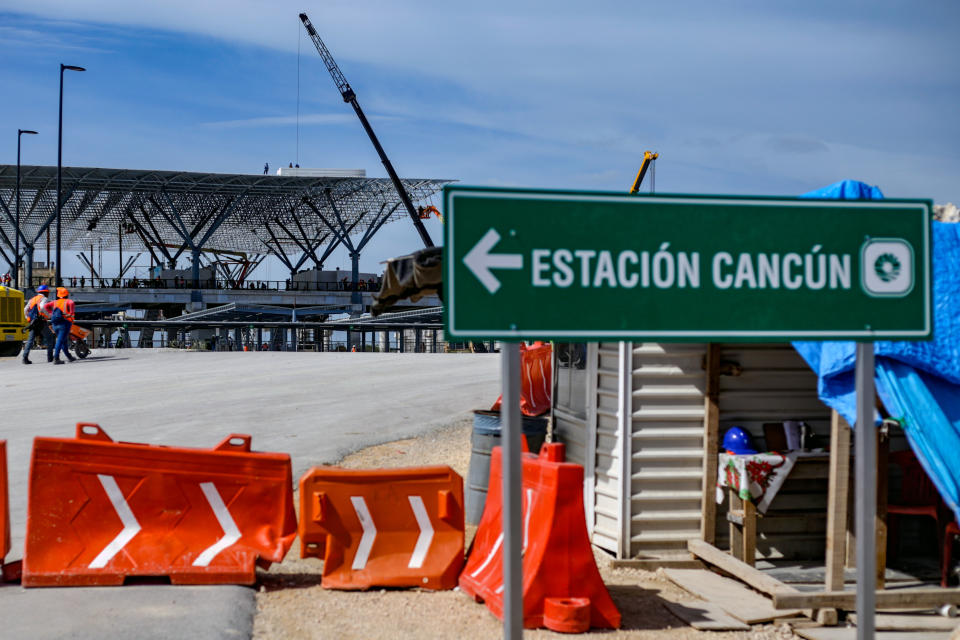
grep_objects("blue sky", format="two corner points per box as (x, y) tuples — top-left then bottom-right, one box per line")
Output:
(1, 1), (957, 279)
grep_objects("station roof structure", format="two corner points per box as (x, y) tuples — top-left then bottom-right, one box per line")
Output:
(326, 305), (443, 328)
(0, 165), (450, 269)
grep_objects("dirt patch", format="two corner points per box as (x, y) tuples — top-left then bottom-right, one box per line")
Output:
(252, 419), (800, 639)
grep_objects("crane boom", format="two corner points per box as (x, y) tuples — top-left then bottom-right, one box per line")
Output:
(629, 150), (658, 194)
(299, 13), (434, 248)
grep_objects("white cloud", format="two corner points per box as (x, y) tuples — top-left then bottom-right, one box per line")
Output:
(200, 112), (354, 129)
(0, 24), (113, 53)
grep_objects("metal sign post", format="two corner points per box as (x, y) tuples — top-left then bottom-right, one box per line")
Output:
(501, 342), (523, 639)
(854, 342), (876, 640)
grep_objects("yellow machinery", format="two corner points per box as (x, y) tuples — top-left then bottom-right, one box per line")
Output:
(0, 286), (28, 357)
(629, 150), (659, 194)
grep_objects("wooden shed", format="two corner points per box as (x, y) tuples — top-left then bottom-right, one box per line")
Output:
(552, 341), (911, 562)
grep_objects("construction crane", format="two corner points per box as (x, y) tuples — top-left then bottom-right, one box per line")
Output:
(299, 13), (434, 248)
(629, 150), (659, 194)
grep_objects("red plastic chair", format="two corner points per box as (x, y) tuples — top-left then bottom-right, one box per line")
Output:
(887, 450), (945, 564)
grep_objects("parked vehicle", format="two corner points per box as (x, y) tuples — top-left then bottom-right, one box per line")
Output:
(0, 285), (28, 357)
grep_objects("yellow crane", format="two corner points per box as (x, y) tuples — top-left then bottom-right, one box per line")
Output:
(629, 150), (659, 194)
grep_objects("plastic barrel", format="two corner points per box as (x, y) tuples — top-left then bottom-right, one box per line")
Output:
(465, 410), (548, 525)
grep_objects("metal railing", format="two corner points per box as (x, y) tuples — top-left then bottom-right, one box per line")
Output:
(84, 334), (465, 354)
(30, 276), (384, 293)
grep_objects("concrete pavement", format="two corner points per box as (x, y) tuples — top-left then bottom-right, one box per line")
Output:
(0, 348), (499, 638)
(0, 585), (256, 640)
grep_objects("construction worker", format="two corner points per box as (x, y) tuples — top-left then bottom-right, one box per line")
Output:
(22, 284), (54, 364)
(45, 287), (76, 364)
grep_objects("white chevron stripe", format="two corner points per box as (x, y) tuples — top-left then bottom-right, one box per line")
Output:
(351, 496), (377, 570)
(407, 496), (434, 569)
(539, 360), (550, 408)
(470, 533), (503, 578)
(523, 488), (533, 551)
(494, 488), (534, 595)
(193, 482), (242, 567)
(90, 474), (142, 568)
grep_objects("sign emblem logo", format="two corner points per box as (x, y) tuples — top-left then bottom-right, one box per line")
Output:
(874, 253), (901, 283)
(862, 239), (914, 296)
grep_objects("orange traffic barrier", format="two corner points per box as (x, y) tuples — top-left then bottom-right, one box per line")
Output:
(23, 423), (297, 587)
(299, 465), (464, 590)
(459, 443), (621, 630)
(0, 441), (8, 569)
(544, 597), (592, 634)
(491, 342), (552, 416)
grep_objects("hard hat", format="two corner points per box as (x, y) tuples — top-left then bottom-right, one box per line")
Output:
(722, 426), (758, 455)
(56, 287), (69, 298)
(36, 284), (50, 293)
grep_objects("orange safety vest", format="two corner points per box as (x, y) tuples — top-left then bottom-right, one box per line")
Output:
(53, 298), (75, 323)
(26, 294), (50, 319)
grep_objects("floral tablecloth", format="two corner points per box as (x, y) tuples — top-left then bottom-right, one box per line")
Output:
(716, 452), (799, 514)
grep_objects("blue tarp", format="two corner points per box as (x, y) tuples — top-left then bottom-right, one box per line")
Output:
(792, 180), (960, 522)
(800, 179), (886, 201)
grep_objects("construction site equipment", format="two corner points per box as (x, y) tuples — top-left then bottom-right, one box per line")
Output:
(69, 323), (90, 359)
(0, 285), (27, 357)
(299, 465), (465, 590)
(23, 424), (297, 586)
(418, 205), (443, 222)
(299, 12), (435, 249)
(460, 443), (621, 630)
(371, 246), (442, 316)
(629, 150), (658, 194)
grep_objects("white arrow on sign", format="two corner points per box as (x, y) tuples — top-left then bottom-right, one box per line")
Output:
(89, 476), (242, 569)
(349, 495), (437, 570)
(407, 496), (434, 569)
(463, 228), (523, 294)
(89, 474), (142, 568)
(351, 496), (378, 570)
(193, 482), (242, 567)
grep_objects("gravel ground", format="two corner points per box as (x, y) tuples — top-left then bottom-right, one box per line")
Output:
(252, 419), (800, 640)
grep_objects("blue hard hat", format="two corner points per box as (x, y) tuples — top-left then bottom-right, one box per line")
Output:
(722, 426), (758, 455)
(36, 284), (50, 293)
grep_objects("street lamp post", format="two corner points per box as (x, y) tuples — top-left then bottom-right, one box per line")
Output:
(56, 63), (85, 287)
(16, 129), (38, 289)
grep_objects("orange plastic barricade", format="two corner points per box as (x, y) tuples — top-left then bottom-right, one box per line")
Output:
(0, 441), (8, 569)
(23, 423), (297, 587)
(459, 443), (621, 631)
(491, 342), (552, 416)
(299, 465), (464, 590)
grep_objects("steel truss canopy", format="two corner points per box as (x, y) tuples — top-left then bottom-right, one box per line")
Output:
(327, 305), (443, 328)
(0, 165), (450, 266)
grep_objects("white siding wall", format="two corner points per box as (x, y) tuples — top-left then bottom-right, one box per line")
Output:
(592, 343), (623, 553)
(628, 343), (708, 557)
(555, 341), (710, 558)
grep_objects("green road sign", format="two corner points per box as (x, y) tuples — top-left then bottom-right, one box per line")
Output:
(443, 187), (932, 341)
